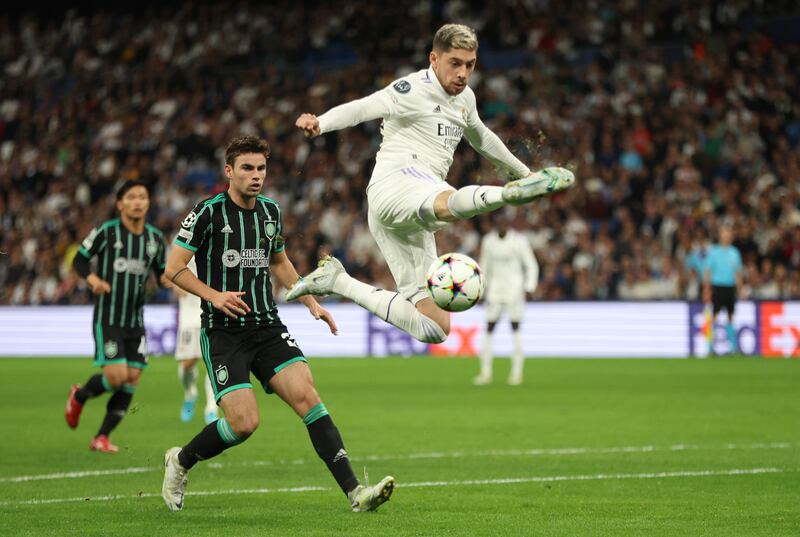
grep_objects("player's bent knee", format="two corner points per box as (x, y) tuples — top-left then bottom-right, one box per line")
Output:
(229, 416), (259, 439)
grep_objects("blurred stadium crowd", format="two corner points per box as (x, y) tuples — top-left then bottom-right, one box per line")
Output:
(1, 0), (798, 305)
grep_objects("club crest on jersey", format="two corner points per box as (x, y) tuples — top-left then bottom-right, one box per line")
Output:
(222, 249), (241, 268)
(393, 80), (411, 94)
(146, 241), (158, 257)
(263, 220), (277, 240)
(104, 341), (118, 358)
(215, 366), (229, 385)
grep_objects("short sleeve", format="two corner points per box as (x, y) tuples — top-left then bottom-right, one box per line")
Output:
(77, 225), (108, 259)
(175, 202), (212, 252)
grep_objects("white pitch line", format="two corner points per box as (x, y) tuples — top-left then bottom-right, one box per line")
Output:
(0, 467), (153, 484)
(0, 467), (788, 507)
(1, 441), (795, 484)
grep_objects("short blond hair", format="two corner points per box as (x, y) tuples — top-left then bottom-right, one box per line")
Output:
(432, 23), (478, 52)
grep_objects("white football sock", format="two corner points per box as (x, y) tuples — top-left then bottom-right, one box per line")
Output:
(447, 185), (505, 219)
(179, 364), (198, 402)
(333, 274), (446, 343)
(480, 332), (493, 378)
(203, 375), (217, 415)
(511, 330), (524, 377)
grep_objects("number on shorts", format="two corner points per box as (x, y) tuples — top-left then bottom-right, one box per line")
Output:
(281, 332), (298, 348)
(137, 336), (147, 355)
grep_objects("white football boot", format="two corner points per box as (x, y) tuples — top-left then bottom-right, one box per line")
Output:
(349, 475), (395, 512)
(286, 255), (345, 300)
(162, 447), (189, 512)
(502, 167), (575, 206)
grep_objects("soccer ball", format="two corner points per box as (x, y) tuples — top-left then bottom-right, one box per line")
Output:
(425, 253), (484, 312)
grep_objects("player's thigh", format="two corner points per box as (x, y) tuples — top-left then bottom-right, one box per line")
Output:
(123, 330), (149, 372)
(93, 324), (128, 369)
(126, 366), (143, 386)
(249, 327), (310, 404)
(218, 388), (259, 434)
(101, 362), (128, 388)
(508, 298), (525, 323)
(269, 361), (321, 418)
(486, 300), (503, 323)
(202, 327), (256, 404)
(367, 169), (454, 232)
(368, 209), (438, 304)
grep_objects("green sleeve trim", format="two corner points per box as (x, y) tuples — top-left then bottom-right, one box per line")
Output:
(272, 244), (285, 253)
(175, 239), (198, 252)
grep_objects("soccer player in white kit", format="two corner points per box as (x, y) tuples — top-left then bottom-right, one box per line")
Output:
(174, 256), (218, 424)
(473, 216), (538, 386)
(288, 23), (574, 344)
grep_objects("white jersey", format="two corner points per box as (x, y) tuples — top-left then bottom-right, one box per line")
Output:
(178, 256), (202, 328)
(318, 67), (530, 183)
(479, 230), (538, 303)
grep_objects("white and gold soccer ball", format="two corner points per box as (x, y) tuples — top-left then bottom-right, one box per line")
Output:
(425, 253), (484, 312)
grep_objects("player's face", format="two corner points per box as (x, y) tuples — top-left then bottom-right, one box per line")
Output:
(117, 186), (149, 220)
(430, 48), (477, 95)
(225, 153), (267, 198)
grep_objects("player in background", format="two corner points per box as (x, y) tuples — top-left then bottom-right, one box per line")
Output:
(161, 136), (394, 513)
(703, 224), (743, 355)
(288, 23), (574, 345)
(173, 255), (218, 424)
(65, 180), (168, 453)
(474, 214), (538, 386)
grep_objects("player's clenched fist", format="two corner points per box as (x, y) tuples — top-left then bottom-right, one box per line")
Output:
(295, 113), (320, 138)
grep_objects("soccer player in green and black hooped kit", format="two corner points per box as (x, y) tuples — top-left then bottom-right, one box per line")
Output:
(160, 135), (394, 513)
(65, 180), (169, 453)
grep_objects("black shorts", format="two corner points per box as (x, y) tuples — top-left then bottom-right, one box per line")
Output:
(200, 325), (306, 403)
(711, 286), (736, 316)
(92, 324), (148, 369)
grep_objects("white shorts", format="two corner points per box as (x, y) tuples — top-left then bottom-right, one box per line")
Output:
(486, 298), (525, 323)
(367, 166), (455, 303)
(175, 324), (201, 360)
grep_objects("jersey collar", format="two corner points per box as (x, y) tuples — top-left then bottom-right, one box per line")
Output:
(426, 66), (454, 101)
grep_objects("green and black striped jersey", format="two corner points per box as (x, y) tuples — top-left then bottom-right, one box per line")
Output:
(175, 192), (285, 329)
(76, 219), (167, 330)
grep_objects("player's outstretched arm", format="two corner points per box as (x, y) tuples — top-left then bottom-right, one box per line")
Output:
(295, 90), (393, 138)
(464, 109), (530, 180)
(269, 250), (338, 335)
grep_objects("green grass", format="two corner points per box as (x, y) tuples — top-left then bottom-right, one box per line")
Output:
(0, 356), (798, 536)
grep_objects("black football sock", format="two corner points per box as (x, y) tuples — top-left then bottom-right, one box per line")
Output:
(304, 404), (359, 495)
(97, 385), (135, 437)
(178, 417), (242, 470)
(75, 374), (109, 404)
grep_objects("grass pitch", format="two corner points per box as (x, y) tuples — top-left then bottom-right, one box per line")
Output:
(0, 356), (798, 536)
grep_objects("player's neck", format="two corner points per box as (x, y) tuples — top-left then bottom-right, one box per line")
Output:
(227, 188), (257, 210)
(120, 214), (145, 234)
